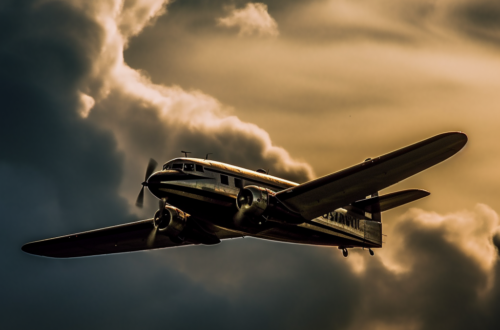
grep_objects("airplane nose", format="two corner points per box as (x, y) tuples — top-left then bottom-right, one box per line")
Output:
(146, 172), (160, 185)
(145, 170), (196, 199)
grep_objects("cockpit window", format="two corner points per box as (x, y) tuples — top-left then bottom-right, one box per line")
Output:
(196, 164), (204, 172)
(163, 163), (171, 170)
(172, 163), (183, 169)
(184, 163), (195, 171)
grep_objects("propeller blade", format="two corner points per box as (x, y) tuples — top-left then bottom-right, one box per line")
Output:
(135, 158), (157, 208)
(146, 226), (158, 248)
(159, 198), (166, 218)
(135, 186), (145, 208)
(145, 158), (158, 181)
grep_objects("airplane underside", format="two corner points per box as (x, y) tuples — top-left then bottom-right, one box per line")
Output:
(158, 185), (382, 249)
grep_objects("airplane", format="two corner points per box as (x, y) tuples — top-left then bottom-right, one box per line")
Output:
(22, 132), (467, 258)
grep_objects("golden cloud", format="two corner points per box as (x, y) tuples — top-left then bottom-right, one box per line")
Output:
(217, 3), (279, 37)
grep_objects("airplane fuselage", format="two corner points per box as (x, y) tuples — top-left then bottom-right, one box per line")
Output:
(147, 158), (382, 249)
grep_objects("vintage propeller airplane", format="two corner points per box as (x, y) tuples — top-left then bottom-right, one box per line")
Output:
(22, 132), (467, 258)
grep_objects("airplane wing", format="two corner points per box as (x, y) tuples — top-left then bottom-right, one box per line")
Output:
(22, 218), (243, 258)
(276, 132), (467, 220)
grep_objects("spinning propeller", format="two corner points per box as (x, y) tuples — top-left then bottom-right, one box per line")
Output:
(135, 158), (158, 208)
(147, 198), (167, 248)
(135, 159), (169, 247)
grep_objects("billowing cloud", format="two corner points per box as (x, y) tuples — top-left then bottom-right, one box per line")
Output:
(83, 1), (309, 191)
(217, 3), (279, 37)
(377, 204), (500, 293)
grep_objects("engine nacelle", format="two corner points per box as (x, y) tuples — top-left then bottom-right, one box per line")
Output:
(235, 186), (304, 226)
(154, 205), (187, 242)
(236, 185), (272, 217)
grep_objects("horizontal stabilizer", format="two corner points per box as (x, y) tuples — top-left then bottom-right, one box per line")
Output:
(276, 132), (467, 220)
(351, 189), (430, 213)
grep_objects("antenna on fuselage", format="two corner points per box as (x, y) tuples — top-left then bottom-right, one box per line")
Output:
(181, 151), (191, 157)
(205, 153), (213, 160)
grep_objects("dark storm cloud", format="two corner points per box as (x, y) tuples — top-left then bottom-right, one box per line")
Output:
(349, 210), (500, 330)
(0, 0), (130, 230)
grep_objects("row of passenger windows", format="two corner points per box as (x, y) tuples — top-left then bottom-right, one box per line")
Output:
(163, 163), (256, 190)
(220, 174), (243, 188)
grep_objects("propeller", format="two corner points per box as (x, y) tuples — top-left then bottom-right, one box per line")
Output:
(146, 226), (158, 248)
(158, 198), (166, 219)
(135, 158), (158, 208)
(146, 198), (167, 248)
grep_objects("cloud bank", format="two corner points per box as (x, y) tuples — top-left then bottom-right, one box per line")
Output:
(78, 0), (310, 195)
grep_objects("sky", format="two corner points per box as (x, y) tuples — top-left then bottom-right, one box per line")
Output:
(1, 0), (500, 329)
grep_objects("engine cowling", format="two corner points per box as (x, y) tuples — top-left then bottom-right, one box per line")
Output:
(236, 186), (272, 217)
(235, 185), (304, 226)
(154, 205), (187, 242)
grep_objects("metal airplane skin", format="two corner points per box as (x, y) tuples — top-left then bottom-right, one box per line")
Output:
(22, 132), (468, 258)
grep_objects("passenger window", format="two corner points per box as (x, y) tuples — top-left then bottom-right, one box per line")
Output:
(234, 178), (243, 189)
(172, 163), (183, 169)
(196, 164), (204, 172)
(221, 175), (229, 185)
(184, 163), (195, 171)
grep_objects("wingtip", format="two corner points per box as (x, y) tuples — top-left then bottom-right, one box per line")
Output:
(21, 241), (56, 258)
(455, 131), (468, 142)
(416, 189), (431, 197)
(449, 131), (468, 142)
(438, 131), (468, 152)
(21, 242), (39, 256)
(21, 242), (65, 258)
(453, 131), (468, 151)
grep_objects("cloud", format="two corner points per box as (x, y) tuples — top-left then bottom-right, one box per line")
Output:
(78, 92), (95, 118)
(217, 3), (279, 37)
(377, 204), (500, 297)
(73, 0), (311, 190)
(410, 204), (500, 272)
(449, 0), (500, 45)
